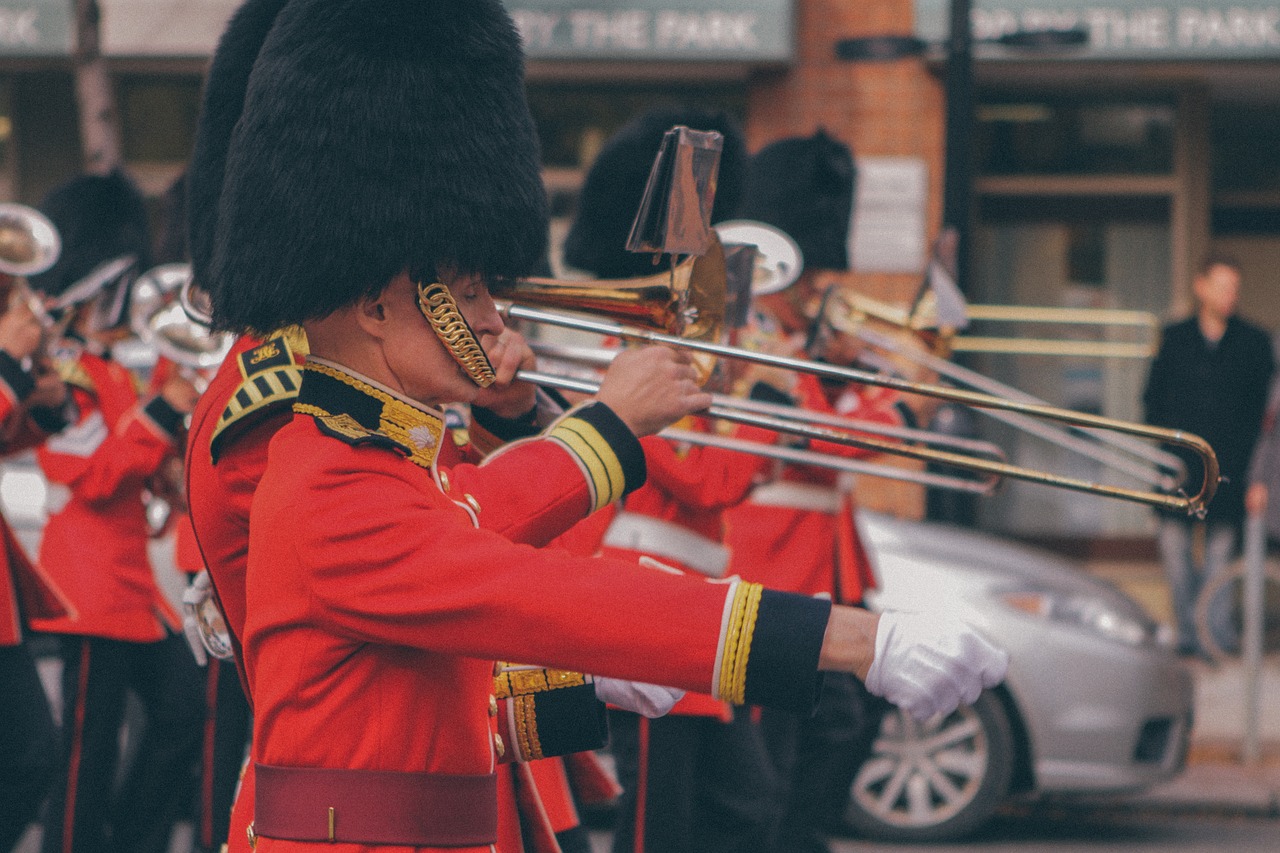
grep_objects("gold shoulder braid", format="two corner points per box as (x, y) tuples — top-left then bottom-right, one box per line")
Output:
(416, 281), (496, 388)
(295, 360), (445, 469)
(209, 331), (305, 463)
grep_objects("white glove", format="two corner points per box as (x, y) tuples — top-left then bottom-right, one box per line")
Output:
(594, 677), (685, 718)
(865, 610), (1009, 721)
(181, 571), (212, 667)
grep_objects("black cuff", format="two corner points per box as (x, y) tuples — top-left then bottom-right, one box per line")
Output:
(523, 684), (609, 758)
(29, 399), (75, 435)
(743, 590), (831, 714)
(144, 396), (185, 438)
(571, 401), (647, 497)
(471, 402), (540, 441)
(749, 381), (795, 407)
(0, 350), (35, 402)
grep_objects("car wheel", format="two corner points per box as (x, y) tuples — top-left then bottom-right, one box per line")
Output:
(844, 690), (1015, 842)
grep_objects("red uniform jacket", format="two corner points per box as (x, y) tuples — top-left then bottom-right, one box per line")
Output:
(0, 353), (74, 645)
(31, 347), (184, 640)
(244, 360), (830, 853)
(726, 372), (901, 604)
(185, 342), (698, 853)
(601, 419), (774, 719)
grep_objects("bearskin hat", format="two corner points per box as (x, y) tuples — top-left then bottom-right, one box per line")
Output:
(563, 106), (747, 279)
(739, 130), (856, 271)
(28, 169), (151, 300)
(193, 0), (548, 333)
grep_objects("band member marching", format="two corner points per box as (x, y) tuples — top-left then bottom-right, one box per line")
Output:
(0, 208), (77, 853)
(725, 132), (912, 853)
(27, 170), (206, 853)
(188, 3), (1007, 852)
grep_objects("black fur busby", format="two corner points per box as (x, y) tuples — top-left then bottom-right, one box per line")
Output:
(194, 0), (548, 333)
(739, 130), (856, 271)
(154, 171), (188, 266)
(28, 169), (151, 305)
(563, 106), (747, 279)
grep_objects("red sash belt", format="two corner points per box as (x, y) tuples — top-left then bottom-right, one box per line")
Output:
(254, 763), (498, 846)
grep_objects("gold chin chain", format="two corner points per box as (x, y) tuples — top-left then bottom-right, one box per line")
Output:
(416, 281), (497, 388)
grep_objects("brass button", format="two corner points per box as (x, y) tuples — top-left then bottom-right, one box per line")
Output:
(493, 733), (505, 758)
(493, 661), (503, 676)
(438, 471), (451, 491)
(464, 493), (481, 514)
(489, 695), (499, 717)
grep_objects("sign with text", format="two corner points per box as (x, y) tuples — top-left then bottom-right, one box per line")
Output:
(510, 0), (793, 62)
(0, 0), (70, 56)
(851, 157), (930, 275)
(916, 0), (1280, 59)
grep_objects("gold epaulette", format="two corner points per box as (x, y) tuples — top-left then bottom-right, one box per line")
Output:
(209, 334), (304, 463)
(55, 358), (95, 394)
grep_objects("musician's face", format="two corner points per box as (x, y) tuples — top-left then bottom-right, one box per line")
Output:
(377, 271), (504, 406)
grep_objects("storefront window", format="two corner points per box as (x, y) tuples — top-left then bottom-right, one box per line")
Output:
(977, 97), (1175, 176)
(119, 76), (202, 165)
(1211, 103), (1280, 235)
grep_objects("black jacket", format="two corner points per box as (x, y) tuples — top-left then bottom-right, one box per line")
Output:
(1144, 315), (1275, 522)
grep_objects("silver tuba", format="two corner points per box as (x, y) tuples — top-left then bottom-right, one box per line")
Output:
(130, 263), (234, 371)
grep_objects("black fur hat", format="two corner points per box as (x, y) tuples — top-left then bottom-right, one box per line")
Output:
(563, 106), (746, 279)
(739, 130), (856, 271)
(187, 0), (289, 288)
(195, 0), (548, 333)
(28, 169), (151, 303)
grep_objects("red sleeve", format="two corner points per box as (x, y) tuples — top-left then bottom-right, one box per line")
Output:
(640, 423), (774, 510)
(254, 426), (830, 710)
(444, 402), (646, 547)
(37, 386), (177, 505)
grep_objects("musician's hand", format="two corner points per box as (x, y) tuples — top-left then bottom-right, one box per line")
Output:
(594, 677), (685, 718)
(160, 374), (201, 415)
(473, 328), (537, 419)
(864, 610), (1008, 721)
(595, 346), (712, 437)
(26, 368), (68, 410)
(0, 298), (43, 362)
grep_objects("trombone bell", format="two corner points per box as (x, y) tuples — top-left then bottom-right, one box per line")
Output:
(511, 238), (726, 345)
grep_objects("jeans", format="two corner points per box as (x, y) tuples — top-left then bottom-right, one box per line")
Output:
(1157, 518), (1237, 653)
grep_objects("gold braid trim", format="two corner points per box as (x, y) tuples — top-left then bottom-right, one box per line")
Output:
(718, 582), (763, 705)
(493, 665), (589, 699)
(416, 281), (496, 388)
(297, 362), (444, 468)
(511, 695), (543, 761)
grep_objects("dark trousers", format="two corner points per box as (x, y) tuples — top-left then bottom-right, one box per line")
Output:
(41, 633), (204, 853)
(609, 707), (779, 853)
(0, 642), (59, 852)
(760, 672), (889, 853)
(195, 659), (251, 853)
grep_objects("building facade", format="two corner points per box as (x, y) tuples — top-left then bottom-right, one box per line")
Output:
(3, 0), (1278, 539)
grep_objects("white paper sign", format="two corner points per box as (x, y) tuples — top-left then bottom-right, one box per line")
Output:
(850, 156), (929, 274)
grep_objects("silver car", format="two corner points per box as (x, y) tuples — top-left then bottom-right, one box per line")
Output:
(848, 511), (1193, 842)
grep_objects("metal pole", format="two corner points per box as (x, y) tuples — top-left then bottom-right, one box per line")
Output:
(942, 0), (973, 294)
(1241, 512), (1265, 765)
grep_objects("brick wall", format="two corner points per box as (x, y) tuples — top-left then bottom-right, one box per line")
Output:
(746, 0), (947, 518)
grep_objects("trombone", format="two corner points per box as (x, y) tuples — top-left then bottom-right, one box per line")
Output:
(497, 241), (1218, 517)
(530, 340), (1006, 495)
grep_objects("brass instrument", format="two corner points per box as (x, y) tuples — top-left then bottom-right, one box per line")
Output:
(530, 339), (1006, 496)
(836, 288), (1160, 360)
(0, 203), (61, 277)
(498, 240), (1218, 517)
(130, 263), (234, 372)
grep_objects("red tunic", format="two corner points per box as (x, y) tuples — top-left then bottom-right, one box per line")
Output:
(244, 360), (829, 853)
(0, 361), (74, 645)
(726, 372), (901, 604)
(31, 348), (183, 639)
(601, 420), (774, 719)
